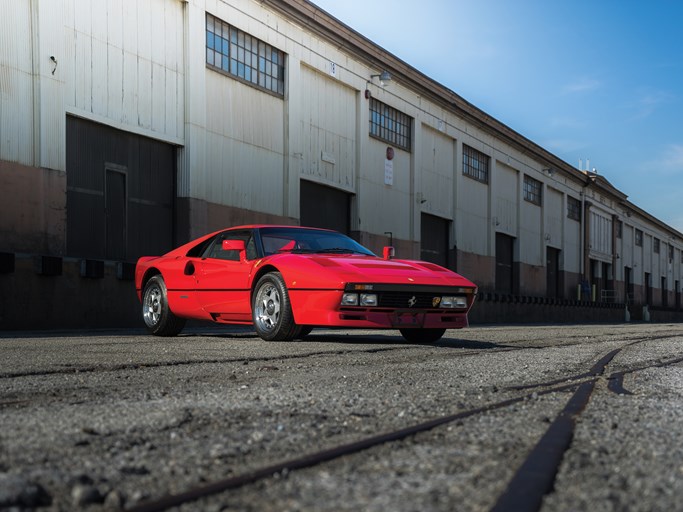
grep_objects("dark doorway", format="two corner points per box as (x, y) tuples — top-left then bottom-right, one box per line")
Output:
(105, 167), (127, 260)
(644, 272), (652, 305)
(66, 116), (175, 261)
(590, 259), (599, 301)
(546, 247), (560, 298)
(676, 280), (680, 309)
(661, 277), (668, 307)
(602, 262), (612, 301)
(420, 214), (449, 267)
(300, 180), (351, 234)
(495, 233), (514, 294)
(624, 266), (633, 303)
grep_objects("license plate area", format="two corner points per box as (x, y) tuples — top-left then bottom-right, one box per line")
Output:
(390, 312), (425, 327)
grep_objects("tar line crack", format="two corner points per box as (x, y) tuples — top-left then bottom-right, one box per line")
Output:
(490, 345), (683, 512)
(490, 346), (622, 512)
(0, 346), (411, 380)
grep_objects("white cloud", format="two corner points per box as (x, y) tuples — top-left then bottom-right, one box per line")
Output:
(658, 144), (683, 172)
(561, 77), (602, 94)
(542, 138), (588, 154)
(549, 116), (587, 130)
(628, 89), (674, 120)
(640, 144), (683, 176)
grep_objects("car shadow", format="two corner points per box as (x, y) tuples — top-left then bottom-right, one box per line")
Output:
(296, 332), (507, 350)
(179, 326), (507, 350)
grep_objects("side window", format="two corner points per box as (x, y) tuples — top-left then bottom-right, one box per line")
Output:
(202, 231), (257, 261)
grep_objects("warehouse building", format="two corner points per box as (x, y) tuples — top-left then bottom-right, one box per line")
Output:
(1, 0), (682, 329)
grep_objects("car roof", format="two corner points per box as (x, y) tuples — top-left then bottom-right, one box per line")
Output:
(212, 225), (338, 235)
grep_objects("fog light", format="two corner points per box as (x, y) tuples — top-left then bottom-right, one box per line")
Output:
(441, 296), (468, 309)
(341, 293), (358, 306)
(360, 293), (378, 306)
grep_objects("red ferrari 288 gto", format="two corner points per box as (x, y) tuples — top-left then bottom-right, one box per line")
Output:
(135, 225), (477, 342)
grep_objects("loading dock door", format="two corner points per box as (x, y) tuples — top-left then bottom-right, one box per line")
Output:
(495, 233), (514, 294)
(546, 247), (560, 298)
(66, 116), (175, 261)
(420, 213), (449, 267)
(300, 180), (351, 234)
(105, 168), (127, 260)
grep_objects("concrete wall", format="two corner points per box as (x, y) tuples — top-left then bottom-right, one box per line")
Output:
(0, 162), (66, 255)
(0, 256), (139, 330)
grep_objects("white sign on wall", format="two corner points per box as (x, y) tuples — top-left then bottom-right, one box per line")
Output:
(384, 159), (393, 186)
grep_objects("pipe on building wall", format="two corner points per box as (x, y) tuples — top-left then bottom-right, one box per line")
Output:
(29, 0), (40, 168)
(580, 190), (586, 277)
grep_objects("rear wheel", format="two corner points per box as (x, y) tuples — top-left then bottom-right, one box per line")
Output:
(252, 272), (299, 341)
(399, 328), (446, 344)
(142, 275), (186, 336)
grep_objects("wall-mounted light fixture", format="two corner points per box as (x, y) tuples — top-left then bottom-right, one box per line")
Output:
(365, 70), (392, 99)
(371, 70), (392, 86)
(542, 167), (554, 177)
(50, 55), (58, 75)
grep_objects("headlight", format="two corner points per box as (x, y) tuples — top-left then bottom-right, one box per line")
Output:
(341, 293), (359, 306)
(360, 293), (378, 306)
(440, 296), (468, 309)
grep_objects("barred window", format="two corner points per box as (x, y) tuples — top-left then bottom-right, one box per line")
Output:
(654, 238), (660, 253)
(616, 220), (623, 238)
(523, 175), (542, 206)
(206, 13), (285, 96)
(669, 245), (674, 261)
(567, 196), (581, 221)
(462, 144), (489, 183)
(635, 229), (643, 247)
(369, 98), (411, 151)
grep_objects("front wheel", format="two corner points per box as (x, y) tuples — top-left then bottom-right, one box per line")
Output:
(142, 275), (186, 336)
(252, 272), (299, 341)
(399, 328), (446, 344)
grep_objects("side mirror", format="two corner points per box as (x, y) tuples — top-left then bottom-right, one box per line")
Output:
(222, 239), (246, 252)
(382, 246), (395, 260)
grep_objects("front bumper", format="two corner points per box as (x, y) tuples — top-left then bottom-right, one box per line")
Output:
(289, 289), (473, 329)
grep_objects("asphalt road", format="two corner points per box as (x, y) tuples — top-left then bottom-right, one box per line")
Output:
(1, 323), (682, 511)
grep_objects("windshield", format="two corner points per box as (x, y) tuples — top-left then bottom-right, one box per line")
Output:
(260, 227), (375, 257)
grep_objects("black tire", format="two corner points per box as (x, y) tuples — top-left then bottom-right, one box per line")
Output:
(296, 326), (314, 339)
(252, 272), (299, 341)
(399, 328), (446, 344)
(141, 275), (186, 336)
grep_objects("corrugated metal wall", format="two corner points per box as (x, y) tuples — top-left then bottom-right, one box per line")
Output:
(66, 116), (175, 261)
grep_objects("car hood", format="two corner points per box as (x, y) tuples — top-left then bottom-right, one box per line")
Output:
(272, 253), (476, 289)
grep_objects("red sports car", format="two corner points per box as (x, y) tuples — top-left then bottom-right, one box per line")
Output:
(135, 225), (477, 342)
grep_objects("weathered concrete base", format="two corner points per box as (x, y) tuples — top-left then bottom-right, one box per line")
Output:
(0, 255), (139, 330)
(0, 161), (66, 255)
(468, 292), (641, 325)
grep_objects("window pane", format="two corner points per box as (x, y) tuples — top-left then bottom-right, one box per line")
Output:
(206, 15), (285, 96)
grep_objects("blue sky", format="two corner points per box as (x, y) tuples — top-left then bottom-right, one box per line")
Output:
(312, 0), (683, 232)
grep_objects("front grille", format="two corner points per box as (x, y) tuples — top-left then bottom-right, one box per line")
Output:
(378, 292), (443, 309)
